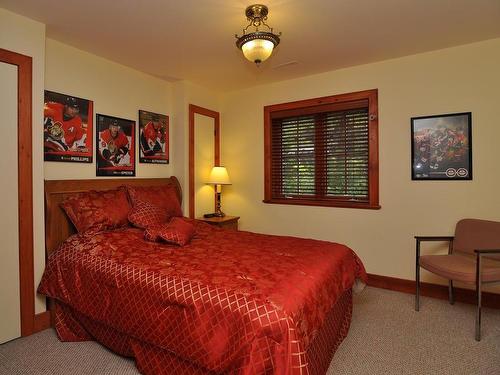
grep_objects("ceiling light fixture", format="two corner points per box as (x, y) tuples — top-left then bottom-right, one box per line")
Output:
(235, 4), (281, 66)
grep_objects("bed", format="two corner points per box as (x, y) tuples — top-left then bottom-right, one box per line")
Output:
(39, 177), (366, 375)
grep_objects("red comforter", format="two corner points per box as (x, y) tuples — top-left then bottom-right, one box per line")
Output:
(38, 220), (366, 374)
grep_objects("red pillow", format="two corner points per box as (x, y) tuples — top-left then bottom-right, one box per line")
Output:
(127, 184), (182, 217)
(61, 187), (131, 233)
(144, 218), (195, 246)
(128, 200), (170, 229)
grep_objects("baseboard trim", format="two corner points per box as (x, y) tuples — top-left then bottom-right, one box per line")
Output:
(366, 273), (500, 309)
(33, 311), (51, 333)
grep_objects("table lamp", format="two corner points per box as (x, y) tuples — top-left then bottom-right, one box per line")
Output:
(206, 166), (231, 217)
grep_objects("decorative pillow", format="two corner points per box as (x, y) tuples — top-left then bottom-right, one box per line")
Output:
(144, 218), (195, 246)
(126, 184), (182, 217)
(128, 200), (170, 229)
(61, 187), (131, 233)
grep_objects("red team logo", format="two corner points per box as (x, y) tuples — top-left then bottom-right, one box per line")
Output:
(139, 110), (169, 164)
(43, 91), (93, 163)
(96, 114), (135, 176)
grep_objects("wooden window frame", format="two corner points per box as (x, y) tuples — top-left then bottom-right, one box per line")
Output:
(263, 89), (380, 209)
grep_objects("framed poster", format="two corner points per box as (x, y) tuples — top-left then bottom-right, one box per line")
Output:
(43, 90), (93, 163)
(138, 110), (169, 164)
(411, 112), (472, 180)
(96, 114), (135, 177)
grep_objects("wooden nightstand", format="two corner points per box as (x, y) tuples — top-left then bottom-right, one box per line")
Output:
(198, 215), (240, 230)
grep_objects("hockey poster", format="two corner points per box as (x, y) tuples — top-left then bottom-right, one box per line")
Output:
(96, 114), (135, 177)
(411, 112), (472, 180)
(138, 110), (169, 164)
(43, 90), (93, 163)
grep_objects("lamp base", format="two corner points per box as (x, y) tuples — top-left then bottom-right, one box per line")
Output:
(215, 191), (225, 217)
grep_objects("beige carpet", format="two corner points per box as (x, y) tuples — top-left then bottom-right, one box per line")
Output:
(1, 287), (498, 374)
(328, 287), (500, 375)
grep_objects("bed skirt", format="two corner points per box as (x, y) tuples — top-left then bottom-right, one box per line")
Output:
(53, 288), (353, 375)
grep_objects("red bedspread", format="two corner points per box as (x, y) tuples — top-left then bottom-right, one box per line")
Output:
(38, 220), (366, 374)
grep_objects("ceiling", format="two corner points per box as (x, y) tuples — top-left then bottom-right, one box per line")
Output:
(2, 0), (500, 92)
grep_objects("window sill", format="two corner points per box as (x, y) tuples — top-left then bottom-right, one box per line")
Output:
(262, 198), (381, 210)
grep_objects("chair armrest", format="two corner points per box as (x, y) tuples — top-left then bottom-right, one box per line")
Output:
(415, 236), (455, 259)
(414, 236), (454, 242)
(474, 249), (500, 255)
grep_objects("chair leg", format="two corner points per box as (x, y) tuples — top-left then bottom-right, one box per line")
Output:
(475, 255), (482, 341)
(476, 284), (482, 341)
(415, 242), (420, 311)
(448, 280), (455, 305)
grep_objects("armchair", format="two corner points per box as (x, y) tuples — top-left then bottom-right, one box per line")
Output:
(415, 219), (500, 341)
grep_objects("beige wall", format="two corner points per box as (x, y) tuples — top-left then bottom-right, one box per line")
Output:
(221, 38), (500, 290)
(0, 9), (46, 313)
(44, 38), (174, 180)
(3, 6), (500, 319)
(172, 81), (222, 213)
(0, 11), (221, 314)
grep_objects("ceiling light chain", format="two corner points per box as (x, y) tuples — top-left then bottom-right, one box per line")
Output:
(235, 4), (281, 66)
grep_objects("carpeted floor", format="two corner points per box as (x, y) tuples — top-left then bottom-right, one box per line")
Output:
(1, 287), (499, 374)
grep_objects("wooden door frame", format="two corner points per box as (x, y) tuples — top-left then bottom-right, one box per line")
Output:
(188, 104), (220, 219)
(0, 48), (37, 336)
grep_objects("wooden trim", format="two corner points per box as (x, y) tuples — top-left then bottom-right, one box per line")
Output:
(367, 90), (379, 207)
(188, 104), (220, 219)
(264, 89), (379, 209)
(264, 89), (377, 112)
(270, 99), (369, 119)
(0, 48), (35, 337)
(367, 273), (500, 309)
(262, 198), (381, 209)
(33, 311), (51, 333)
(264, 107), (272, 202)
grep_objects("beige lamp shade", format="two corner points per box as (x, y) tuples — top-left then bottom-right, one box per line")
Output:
(207, 166), (231, 185)
(241, 39), (275, 64)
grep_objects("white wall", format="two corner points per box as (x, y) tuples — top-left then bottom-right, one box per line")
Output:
(0, 9), (46, 313)
(44, 39), (174, 180)
(221, 38), (500, 291)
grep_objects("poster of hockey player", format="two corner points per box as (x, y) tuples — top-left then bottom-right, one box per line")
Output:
(138, 110), (169, 164)
(96, 114), (135, 177)
(43, 90), (93, 162)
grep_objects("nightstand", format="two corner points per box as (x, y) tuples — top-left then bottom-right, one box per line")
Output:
(198, 215), (240, 230)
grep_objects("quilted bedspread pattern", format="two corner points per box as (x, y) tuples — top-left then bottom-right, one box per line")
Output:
(38, 220), (366, 374)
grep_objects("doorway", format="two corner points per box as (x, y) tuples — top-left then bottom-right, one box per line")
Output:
(0, 48), (34, 341)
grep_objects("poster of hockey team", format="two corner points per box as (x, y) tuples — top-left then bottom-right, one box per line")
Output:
(43, 90), (93, 163)
(96, 114), (136, 177)
(138, 110), (169, 164)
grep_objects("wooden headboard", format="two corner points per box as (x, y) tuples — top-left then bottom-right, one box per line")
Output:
(44, 177), (181, 256)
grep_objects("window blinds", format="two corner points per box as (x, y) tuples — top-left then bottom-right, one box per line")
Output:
(270, 102), (369, 202)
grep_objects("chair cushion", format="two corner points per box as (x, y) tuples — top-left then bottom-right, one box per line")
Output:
(420, 253), (500, 283)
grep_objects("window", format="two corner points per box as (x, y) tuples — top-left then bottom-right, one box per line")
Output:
(264, 89), (380, 209)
